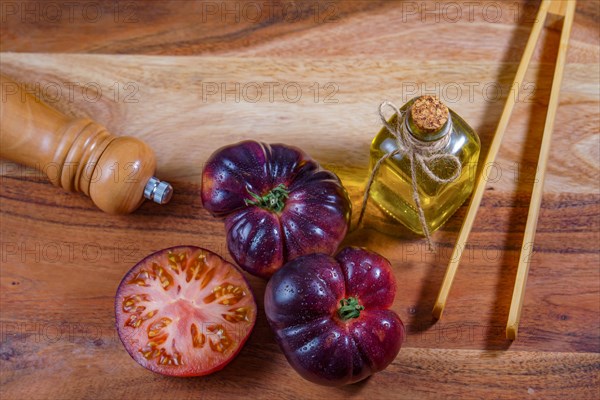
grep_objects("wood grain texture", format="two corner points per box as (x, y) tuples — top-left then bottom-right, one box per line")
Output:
(1, 1), (599, 399)
(0, 1), (598, 63)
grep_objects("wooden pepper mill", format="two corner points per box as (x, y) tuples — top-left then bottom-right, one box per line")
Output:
(0, 74), (172, 214)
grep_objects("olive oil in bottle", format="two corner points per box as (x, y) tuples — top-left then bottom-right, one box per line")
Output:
(369, 96), (480, 235)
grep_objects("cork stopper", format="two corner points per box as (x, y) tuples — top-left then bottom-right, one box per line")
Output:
(410, 96), (449, 134)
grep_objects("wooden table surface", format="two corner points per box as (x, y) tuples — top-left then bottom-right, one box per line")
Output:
(1, 1), (599, 399)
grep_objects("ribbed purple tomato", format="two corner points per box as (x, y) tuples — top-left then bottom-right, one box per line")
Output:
(201, 140), (351, 278)
(264, 247), (405, 386)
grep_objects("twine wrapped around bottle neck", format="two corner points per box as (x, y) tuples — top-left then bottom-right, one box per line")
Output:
(356, 100), (462, 250)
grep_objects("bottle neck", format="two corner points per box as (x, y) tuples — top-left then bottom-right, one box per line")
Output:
(405, 110), (452, 143)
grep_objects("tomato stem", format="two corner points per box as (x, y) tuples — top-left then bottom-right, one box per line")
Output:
(245, 184), (289, 213)
(338, 297), (364, 320)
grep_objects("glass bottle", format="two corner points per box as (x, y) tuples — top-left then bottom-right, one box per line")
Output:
(369, 96), (480, 235)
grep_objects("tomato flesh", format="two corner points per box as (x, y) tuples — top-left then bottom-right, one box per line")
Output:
(115, 246), (257, 376)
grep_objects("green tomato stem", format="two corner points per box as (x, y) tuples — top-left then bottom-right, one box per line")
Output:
(338, 297), (364, 320)
(244, 184), (289, 213)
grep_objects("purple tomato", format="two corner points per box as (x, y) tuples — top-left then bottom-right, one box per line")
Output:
(201, 140), (351, 278)
(264, 247), (405, 386)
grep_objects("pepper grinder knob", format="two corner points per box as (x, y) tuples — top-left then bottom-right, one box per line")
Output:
(144, 177), (173, 205)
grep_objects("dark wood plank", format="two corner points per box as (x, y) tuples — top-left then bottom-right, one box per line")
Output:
(1, 176), (598, 353)
(1, 176), (599, 398)
(0, 1), (598, 63)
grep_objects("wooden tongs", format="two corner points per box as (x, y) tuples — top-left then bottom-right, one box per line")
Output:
(432, 0), (576, 340)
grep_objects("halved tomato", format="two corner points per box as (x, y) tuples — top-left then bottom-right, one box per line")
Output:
(115, 246), (257, 376)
